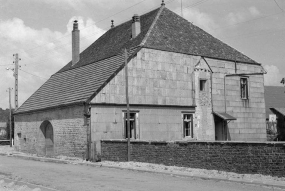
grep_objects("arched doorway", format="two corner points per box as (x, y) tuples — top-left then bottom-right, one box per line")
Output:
(40, 121), (54, 156)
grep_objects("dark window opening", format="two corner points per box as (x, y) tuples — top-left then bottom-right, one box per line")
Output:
(183, 114), (193, 138)
(200, 80), (207, 91)
(240, 78), (248, 99)
(124, 113), (136, 139)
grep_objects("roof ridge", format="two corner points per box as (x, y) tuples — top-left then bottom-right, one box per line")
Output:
(139, 5), (165, 47)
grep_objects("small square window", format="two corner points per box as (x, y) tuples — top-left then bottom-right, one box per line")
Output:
(240, 78), (248, 99)
(183, 114), (193, 138)
(200, 80), (207, 91)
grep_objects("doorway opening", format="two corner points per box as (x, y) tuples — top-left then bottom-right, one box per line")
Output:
(40, 120), (54, 156)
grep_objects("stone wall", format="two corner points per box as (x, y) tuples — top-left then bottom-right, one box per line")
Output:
(91, 48), (266, 141)
(0, 140), (9, 145)
(101, 140), (285, 177)
(206, 58), (266, 141)
(91, 104), (195, 155)
(14, 105), (87, 158)
(92, 48), (195, 106)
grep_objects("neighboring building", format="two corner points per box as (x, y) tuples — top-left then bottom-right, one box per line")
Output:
(264, 86), (285, 121)
(0, 123), (7, 139)
(269, 108), (285, 141)
(264, 86), (285, 138)
(14, 3), (267, 158)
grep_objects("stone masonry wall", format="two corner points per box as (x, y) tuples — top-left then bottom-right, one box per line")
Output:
(101, 140), (285, 177)
(206, 58), (266, 141)
(91, 104), (195, 155)
(92, 48), (195, 106)
(92, 48), (266, 141)
(14, 105), (87, 158)
(0, 140), (10, 145)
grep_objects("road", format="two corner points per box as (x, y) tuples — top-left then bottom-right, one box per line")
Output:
(0, 155), (282, 191)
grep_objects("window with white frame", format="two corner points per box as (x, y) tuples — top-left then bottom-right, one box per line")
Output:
(240, 77), (248, 99)
(124, 112), (138, 139)
(183, 114), (193, 138)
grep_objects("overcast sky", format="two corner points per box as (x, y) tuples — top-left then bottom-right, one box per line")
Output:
(0, 0), (284, 109)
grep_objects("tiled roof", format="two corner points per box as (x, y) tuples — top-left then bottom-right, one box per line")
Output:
(143, 8), (256, 64)
(264, 86), (285, 119)
(58, 8), (160, 73)
(16, 52), (135, 113)
(16, 5), (258, 114)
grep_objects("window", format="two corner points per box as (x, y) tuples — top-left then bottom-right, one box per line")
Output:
(200, 79), (207, 91)
(240, 78), (248, 99)
(183, 114), (193, 138)
(124, 112), (137, 139)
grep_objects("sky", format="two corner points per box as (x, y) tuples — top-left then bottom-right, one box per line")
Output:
(0, 0), (284, 109)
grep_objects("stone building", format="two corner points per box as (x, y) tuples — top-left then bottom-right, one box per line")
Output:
(14, 3), (266, 158)
(0, 123), (7, 139)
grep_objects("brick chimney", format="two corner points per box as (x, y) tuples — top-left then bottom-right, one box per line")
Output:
(72, 20), (80, 66)
(132, 14), (141, 38)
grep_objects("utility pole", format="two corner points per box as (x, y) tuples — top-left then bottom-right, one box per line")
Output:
(124, 48), (131, 162)
(13, 53), (20, 110)
(7, 54), (21, 110)
(7, 87), (13, 147)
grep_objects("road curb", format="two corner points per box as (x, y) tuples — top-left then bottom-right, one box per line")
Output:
(3, 153), (285, 190)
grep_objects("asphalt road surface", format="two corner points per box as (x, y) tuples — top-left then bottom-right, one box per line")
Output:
(0, 155), (282, 191)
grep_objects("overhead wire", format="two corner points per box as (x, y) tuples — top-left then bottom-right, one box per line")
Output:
(16, 0), (149, 57)
(213, 11), (284, 31)
(6, 0), (284, 79)
(17, 0), (176, 67)
(273, 0), (284, 12)
(8, 0), (173, 79)
(19, 68), (49, 80)
(183, 0), (210, 9)
(0, 64), (13, 66)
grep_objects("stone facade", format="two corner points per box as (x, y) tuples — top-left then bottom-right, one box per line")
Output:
(101, 140), (285, 177)
(0, 122), (7, 139)
(14, 105), (87, 157)
(90, 104), (195, 154)
(207, 58), (266, 141)
(14, 47), (266, 157)
(91, 48), (266, 143)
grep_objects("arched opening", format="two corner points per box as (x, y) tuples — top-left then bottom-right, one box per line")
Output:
(40, 120), (54, 156)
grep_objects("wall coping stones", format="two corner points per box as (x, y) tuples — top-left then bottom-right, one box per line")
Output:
(0, 140), (10, 145)
(101, 139), (285, 147)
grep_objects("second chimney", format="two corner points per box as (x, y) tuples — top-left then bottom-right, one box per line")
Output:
(72, 20), (80, 66)
(132, 14), (141, 38)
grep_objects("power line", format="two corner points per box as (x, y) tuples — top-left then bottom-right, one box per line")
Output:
(273, 0), (284, 12)
(7, 0), (283, 69)
(13, 0), (149, 57)
(0, 64), (13, 66)
(213, 11), (284, 31)
(224, 27), (285, 40)
(19, 68), (49, 80)
(183, 0), (210, 9)
(17, 1), (175, 67)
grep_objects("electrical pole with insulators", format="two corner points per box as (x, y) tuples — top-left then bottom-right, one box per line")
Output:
(6, 87), (13, 147)
(13, 53), (21, 110)
(7, 54), (21, 110)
